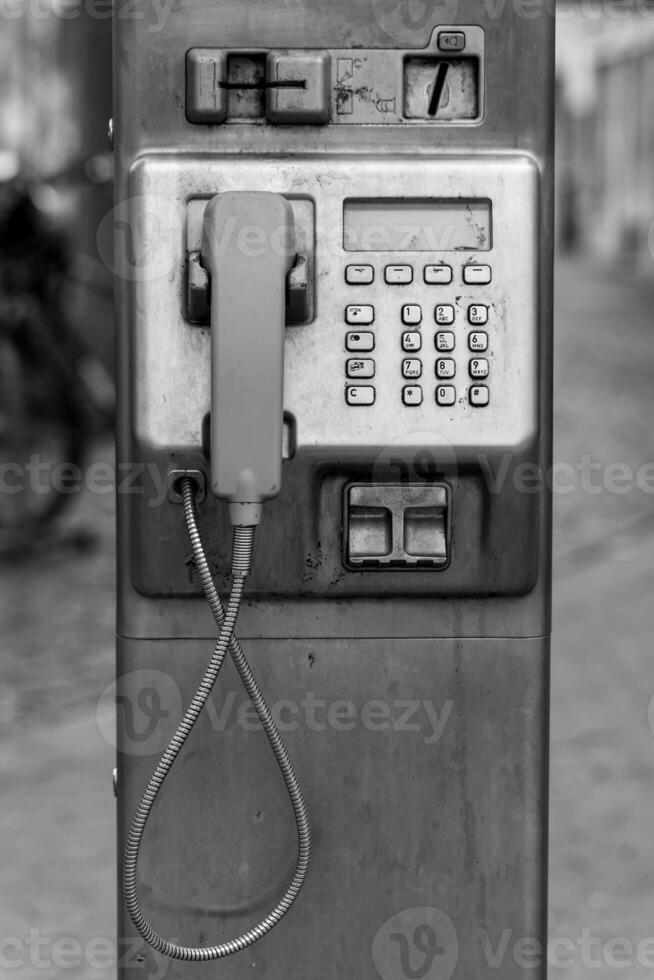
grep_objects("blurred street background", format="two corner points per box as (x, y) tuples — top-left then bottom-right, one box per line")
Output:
(1, 3), (654, 979)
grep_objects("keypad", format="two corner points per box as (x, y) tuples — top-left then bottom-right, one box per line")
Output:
(347, 358), (375, 379)
(345, 264), (374, 285)
(385, 265), (413, 285)
(342, 262), (494, 410)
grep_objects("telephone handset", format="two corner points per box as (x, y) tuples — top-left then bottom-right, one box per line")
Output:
(123, 192), (311, 961)
(201, 191), (295, 527)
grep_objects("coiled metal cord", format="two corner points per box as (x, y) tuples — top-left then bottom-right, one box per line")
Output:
(122, 477), (311, 961)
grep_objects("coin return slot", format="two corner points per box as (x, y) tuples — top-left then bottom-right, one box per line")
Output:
(345, 485), (450, 569)
(348, 506), (393, 560)
(404, 507), (447, 560)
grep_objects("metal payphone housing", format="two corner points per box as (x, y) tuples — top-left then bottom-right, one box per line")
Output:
(115, 3), (553, 978)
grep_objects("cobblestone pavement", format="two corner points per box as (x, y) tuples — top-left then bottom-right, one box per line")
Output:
(1, 256), (653, 978)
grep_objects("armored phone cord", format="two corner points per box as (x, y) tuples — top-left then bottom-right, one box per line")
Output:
(122, 477), (312, 961)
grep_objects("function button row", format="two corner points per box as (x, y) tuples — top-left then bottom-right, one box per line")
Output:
(346, 331), (375, 352)
(346, 358), (375, 379)
(345, 263), (492, 286)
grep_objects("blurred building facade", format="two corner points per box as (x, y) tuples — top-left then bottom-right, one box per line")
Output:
(557, 2), (654, 273)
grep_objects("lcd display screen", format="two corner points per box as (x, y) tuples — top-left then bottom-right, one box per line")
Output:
(343, 199), (492, 252)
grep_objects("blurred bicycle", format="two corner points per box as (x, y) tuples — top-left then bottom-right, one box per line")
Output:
(0, 153), (115, 559)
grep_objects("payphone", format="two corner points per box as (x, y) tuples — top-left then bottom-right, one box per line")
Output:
(114, 2), (554, 978)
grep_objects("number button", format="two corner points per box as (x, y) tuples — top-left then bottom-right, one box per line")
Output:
(402, 332), (422, 352)
(424, 264), (453, 285)
(403, 385), (423, 406)
(402, 304), (422, 325)
(463, 265), (492, 285)
(468, 331), (488, 352)
(345, 265), (374, 285)
(385, 264), (413, 285)
(436, 385), (456, 406)
(346, 359), (375, 379)
(346, 386), (375, 406)
(468, 304), (488, 325)
(436, 358), (456, 379)
(435, 304), (455, 325)
(469, 358), (489, 379)
(402, 359), (422, 379)
(346, 305), (374, 325)
(470, 385), (490, 407)
(346, 332), (375, 352)
(435, 331), (455, 352)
